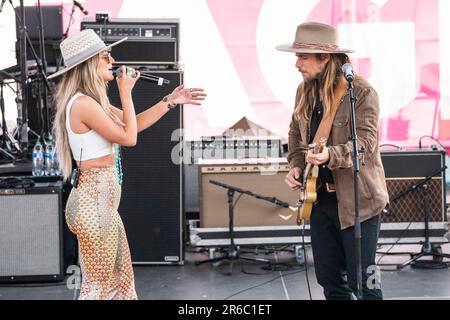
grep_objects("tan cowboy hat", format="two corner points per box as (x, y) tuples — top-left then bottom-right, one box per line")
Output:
(48, 29), (127, 80)
(276, 21), (354, 54)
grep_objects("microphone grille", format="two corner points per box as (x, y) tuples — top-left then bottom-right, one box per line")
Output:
(342, 63), (352, 72)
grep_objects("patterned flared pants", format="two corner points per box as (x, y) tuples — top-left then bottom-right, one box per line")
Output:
(65, 166), (137, 300)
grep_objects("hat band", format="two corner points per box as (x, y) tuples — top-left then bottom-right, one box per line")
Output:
(293, 42), (338, 51)
(64, 42), (106, 67)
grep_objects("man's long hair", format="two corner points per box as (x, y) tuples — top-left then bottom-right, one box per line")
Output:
(295, 53), (349, 121)
(53, 55), (124, 181)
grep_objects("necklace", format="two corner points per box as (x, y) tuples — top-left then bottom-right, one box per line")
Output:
(115, 145), (123, 185)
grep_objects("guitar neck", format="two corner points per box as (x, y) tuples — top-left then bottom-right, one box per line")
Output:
(303, 162), (312, 181)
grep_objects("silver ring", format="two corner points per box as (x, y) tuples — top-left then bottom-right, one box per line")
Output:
(189, 88), (193, 92)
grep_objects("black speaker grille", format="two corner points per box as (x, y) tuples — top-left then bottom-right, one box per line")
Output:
(108, 70), (183, 263)
(108, 41), (176, 64)
(0, 184), (63, 282)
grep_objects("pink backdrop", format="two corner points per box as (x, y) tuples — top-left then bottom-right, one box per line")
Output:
(52, 0), (448, 151)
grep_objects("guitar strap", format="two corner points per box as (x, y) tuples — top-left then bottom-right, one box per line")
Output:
(312, 76), (348, 144)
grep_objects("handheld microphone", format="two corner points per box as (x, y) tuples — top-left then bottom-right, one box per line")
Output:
(73, 0), (88, 15)
(113, 68), (170, 86)
(0, 0), (7, 13)
(342, 63), (354, 82)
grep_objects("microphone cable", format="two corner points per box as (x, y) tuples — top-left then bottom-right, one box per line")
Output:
(232, 193), (244, 209)
(301, 222), (312, 300)
(223, 268), (305, 300)
(217, 186), (313, 298)
(376, 194), (423, 269)
(376, 220), (413, 268)
(379, 144), (401, 150)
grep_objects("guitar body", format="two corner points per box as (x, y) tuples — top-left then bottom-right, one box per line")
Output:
(296, 165), (319, 224)
(296, 137), (326, 225)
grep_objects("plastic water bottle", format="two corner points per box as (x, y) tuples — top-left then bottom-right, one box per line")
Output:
(32, 140), (45, 176)
(44, 139), (56, 176)
(53, 146), (61, 176)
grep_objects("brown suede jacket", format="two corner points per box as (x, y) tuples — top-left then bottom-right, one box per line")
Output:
(287, 76), (389, 229)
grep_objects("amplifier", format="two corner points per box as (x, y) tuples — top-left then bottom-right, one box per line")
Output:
(380, 148), (447, 223)
(184, 136), (282, 213)
(185, 136), (282, 163)
(0, 181), (64, 282)
(15, 5), (63, 41)
(197, 150), (448, 226)
(198, 158), (298, 228)
(193, 150), (449, 246)
(81, 18), (179, 66)
(15, 40), (62, 66)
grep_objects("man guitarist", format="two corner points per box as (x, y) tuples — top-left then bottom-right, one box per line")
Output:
(278, 22), (389, 300)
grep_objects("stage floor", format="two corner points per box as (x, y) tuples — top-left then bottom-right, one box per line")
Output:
(0, 243), (449, 300)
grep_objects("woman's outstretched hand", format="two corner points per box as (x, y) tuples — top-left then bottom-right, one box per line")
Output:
(169, 85), (207, 106)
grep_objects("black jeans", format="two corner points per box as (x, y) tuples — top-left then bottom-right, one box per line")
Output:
(310, 188), (383, 300)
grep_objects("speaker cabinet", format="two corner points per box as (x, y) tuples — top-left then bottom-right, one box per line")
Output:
(15, 5), (63, 41)
(184, 137), (283, 213)
(198, 150), (447, 227)
(105, 40), (177, 66)
(108, 69), (184, 264)
(15, 40), (62, 67)
(81, 18), (179, 66)
(0, 181), (63, 282)
(199, 158), (298, 228)
(381, 149), (447, 223)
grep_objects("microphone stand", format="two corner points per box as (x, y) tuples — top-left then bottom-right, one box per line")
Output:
(378, 166), (450, 269)
(195, 179), (297, 275)
(16, 0), (29, 157)
(0, 80), (15, 160)
(36, 0), (51, 142)
(346, 75), (364, 300)
(10, 0), (54, 145)
(64, 3), (77, 38)
(56, 1), (78, 72)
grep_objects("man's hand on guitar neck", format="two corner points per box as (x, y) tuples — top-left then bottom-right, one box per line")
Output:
(306, 145), (330, 166)
(285, 167), (302, 190)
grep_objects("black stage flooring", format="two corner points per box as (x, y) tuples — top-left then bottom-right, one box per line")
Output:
(1, 243), (449, 300)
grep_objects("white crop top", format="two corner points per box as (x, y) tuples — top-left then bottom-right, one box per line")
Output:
(66, 93), (114, 161)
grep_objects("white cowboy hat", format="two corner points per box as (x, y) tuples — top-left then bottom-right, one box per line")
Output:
(48, 29), (127, 79)
(276, 22), (354, 54)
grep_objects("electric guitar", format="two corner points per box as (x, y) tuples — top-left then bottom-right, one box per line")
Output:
(296, 137), (327, 224)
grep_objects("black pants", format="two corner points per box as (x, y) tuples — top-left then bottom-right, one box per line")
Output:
(310, 189), (383, 300)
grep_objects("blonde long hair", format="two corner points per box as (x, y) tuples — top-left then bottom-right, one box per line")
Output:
(296, 53), (349, 121)
(53, 55), (124, 181)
